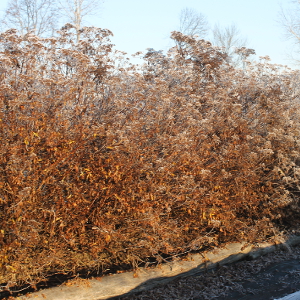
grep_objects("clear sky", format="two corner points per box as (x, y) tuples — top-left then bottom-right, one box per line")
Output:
(0, 0), (298, 68)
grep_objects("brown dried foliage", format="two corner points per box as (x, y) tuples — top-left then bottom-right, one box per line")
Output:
(0, 27), (300, 292)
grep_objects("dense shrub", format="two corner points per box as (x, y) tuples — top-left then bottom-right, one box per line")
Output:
(0, 26), (300, 292)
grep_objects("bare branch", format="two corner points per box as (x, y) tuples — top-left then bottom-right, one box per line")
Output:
(278, 2), (300, 43)
(58, 0), (104, 41)
(277, 1), (300, 65)
(1, 0), (59, 36)
(212, 23), (249, 67)
(178, 7), (208, 38)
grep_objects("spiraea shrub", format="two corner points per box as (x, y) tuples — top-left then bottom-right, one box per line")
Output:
(0, 26), (300, 292)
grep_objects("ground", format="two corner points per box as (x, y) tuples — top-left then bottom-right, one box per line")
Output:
(117, 242), (300, 300)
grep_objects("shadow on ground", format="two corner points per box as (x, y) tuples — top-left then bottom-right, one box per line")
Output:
(111, 243), (300, 300)
(212, 259), (300, 300)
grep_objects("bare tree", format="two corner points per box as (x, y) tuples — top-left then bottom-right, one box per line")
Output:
(58, 0), (104, 41)
(1, 0), (59, 36)
(212, 23), (250, 67)
(278, 0), (300, 64)
(174, 7), (208, 51)
(179, 7), (208, 38)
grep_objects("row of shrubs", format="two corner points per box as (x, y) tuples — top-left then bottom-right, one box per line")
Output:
(0, 25), (300, 294)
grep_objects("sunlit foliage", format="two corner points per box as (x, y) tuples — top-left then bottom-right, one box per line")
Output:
(0, 26), (300, 293)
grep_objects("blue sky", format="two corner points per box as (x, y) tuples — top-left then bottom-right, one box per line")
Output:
(0, 0), (298, 68)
